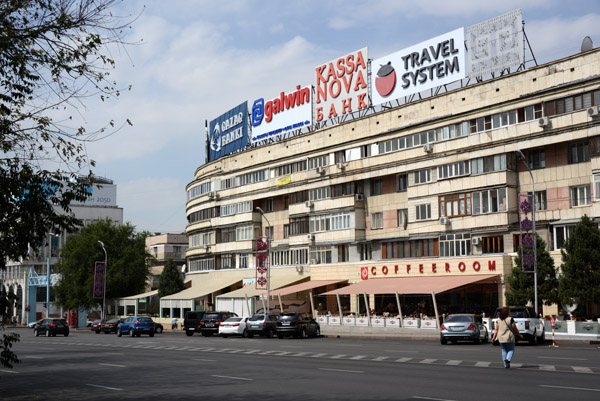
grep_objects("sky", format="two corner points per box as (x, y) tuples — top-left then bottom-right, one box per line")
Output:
(79, 0), (600, 234)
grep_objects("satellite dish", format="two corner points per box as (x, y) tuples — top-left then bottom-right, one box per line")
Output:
(561, 303), (577, 314)
(180, 264), (186, 273)
(581, 36), (593, 52)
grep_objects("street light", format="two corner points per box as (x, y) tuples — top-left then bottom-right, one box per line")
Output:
(47, 232), (60, 318)
(255, 207), (270, 315)
(98, 240), (107, 320)
(515, 150), (538, 316)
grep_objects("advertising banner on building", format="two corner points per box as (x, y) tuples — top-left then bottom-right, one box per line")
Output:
(250, 85), (312, 144)
(209, 101), (249, 162)
(71, 183), (117, 207)
(371, 28), (466, 106)
(467, 9), (523, 79)
(315, 47), (369, 123)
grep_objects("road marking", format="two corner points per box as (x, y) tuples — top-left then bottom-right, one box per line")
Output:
(86, 384), (123, 391)
(212, 374), (253, 381)
(330, 354), (347, 359)
(420, 359), (437, 364)
(373, 356), (389, 361)
(475, 362), (491, 367)
(350, 355), (366, 360)
(537, 356), (588, 361)
(311, 353), (328, 358)
(0, 369), (18, 374)
(243, 350), (261, 354)
(103, 352), (123, 355)
(279, 345), (301, 348)
(446, 360), (461, 366)
(319, 368), (364, 373)
(395, 357), (413, 362)
(412, 397), (456, 401)
(539, 365), (556, 371)
(572, 366), (594, 374)
(98, 363), (126, 368)
(385, 350), (418, 353)
(274, 351), (291, 356)
(540, 385), (600, 392)
(291, 352), (310, 357)
(25, 356), (44, 359)
(192, 358), (217, 362)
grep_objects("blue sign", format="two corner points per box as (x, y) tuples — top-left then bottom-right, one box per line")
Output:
(209, 102), (249, 162)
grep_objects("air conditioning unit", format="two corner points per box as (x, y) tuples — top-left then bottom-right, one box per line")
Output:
(307, 233), (314, 241)
(316, 166), (326, 175)
(337, 162), (346, 169)
(471, 237), (481, 246)
(354, 193), (365, 201)
(538, 117), (550, 128)
(309, 258), (317, 265)
(587, 106), (600, 117)
(423, 143), (433, 153)
(208, 191), (216, 199)
(439, 216), (449, 225)
(305, 200), (313, 208)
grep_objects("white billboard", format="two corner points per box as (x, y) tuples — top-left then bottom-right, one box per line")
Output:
(250, 85), (312, 143)
(371, 28), (466, 106)
(315, 47), (368, 123)
(467, 9), (523, 79)
(71, 183), (117, 207)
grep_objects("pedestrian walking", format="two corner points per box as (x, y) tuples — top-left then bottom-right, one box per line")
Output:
(492, 306), (523, 368)
(171, 317), (178, 331)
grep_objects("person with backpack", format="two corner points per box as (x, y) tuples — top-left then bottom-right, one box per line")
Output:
(492, 306), (523, 368)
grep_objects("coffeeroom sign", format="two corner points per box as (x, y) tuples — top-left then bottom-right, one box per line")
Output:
(360, 259), (496, 280)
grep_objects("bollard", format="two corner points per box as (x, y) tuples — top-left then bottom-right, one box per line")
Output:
(549, 317), (559, 348)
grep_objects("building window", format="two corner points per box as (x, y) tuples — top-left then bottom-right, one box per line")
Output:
(397, 209), (408, 229)
(309, 186), (331, 201)
(289, 217), (309, 236)
(382, 238), (438, 259)
(482, 236), (504, 253)
(438, 161), (470, 180)
(472, 188), (507, 215)
(553, 225), (575, 250)
(309, 154), (329, 169)
(527, 148), (545, 170)
(370, 179), (383, 196)
(569, 141), (590, 164)
(310, 246), (332, 264)
(190, 233), (201, 247)
(283, 224), (290, 239)
(239, 254), (248, 269)
(265, 226), (274, 239)
(570, 184), (591, 207)
(265, 198), (274, 212)
(439, 233), (471, 257)
(471, 154), (508, 175)
(371, 212), (383, 229)
(337, 244), (349, 262)
(359, 243), (372, 261)
(529, 191), (547, 211)
(415, 204), (431, 220)
(414, 169), (431, 185)
(397, 174), (408, 192)
(439, 193), (471, 217)
(218, 254), (235, 270)
(236, 224), (255, 241)
(310, 215), (330, 233)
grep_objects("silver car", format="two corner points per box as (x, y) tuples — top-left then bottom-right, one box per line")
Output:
(440, 314), (488, 344)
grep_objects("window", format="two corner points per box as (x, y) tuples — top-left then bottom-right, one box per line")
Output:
(569, 141), (590, 164)
(202, 232), (211, 246)
(265, 198), (274, 212)
(529, 191), (547, 211)
(492, 110), (517, 128)
(271, 248), (309, 267)
(310, 246), (332, 264)
(188, 258), (214, 272)
(414, 169), (431, 185)
(309, 154), (329, 169)
(527, 148), (545, 170)
(239, 254), (248, 269)
(438, 161), (470, 179)
(289, 217), (309, 235)
(382, 238), (438, 259)
(415, 204), (431, 220)
(397, 209), (408, 229)
(310, 215), (330, 233)
(371, 212), (383, 229)
(283, 224), (290, 239)
(471, 154), (507, 175)
(397, 174), (408, 192)
(309, 186), (331, 201)
(290, 190), (309, 204)
(595, 174), (600, 200)
(219, 227), (236, 243)
(482, 236), (504, 253)
(553, 225), (575, 250)
(190, 233), (201, 247)
(236, 224), (255, 241)
(330, 212), (351, 230)
(439, 233), (471, 257)
(331, 182), (356, 198)
(439, 193), (471, 217)
(218, 254), (235, 270)
(337, 244), (349, 262)
(472, 188), (507, 214)
(570, 184), (591, 206)
(370, 179), (383, 196)
(359, 243), (372, 261)
(265, 226), (274, 239)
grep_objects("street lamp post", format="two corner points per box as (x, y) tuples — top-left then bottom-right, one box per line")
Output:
(255, 207), (270, 314)
(98, 241), (107, 320)
(515, 150), (538, 316)
(47, 233), (60, 318)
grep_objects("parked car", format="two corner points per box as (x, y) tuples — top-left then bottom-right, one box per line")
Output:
(246, 313), (278, 338)
(491, 306), (545, 345)
(219, 317), (250, 338)
(116, 316), (155, 337)
(99, 318), (121, 334)
(440, 314), (488, 344)
(34, 318), (69, 337)
(91, 319), (104, 333)
(183, 311), (205, 336)
(199, 311), (238, 337)
(28, 318), (43, 328)
(154, 322), (164, 333)
(276, 312), (320, 339)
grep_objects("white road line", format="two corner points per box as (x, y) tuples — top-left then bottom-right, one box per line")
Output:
(446, 360), (461, 366)
(537, 356), (588, 361)
(373, 356), (389, 361)
(279, 345), (301, 348)
(311, 353), (328, 358)
(103, 353), (124, 355)
(540, 385), (600, 392)
(350, 355), (367, 360)
(25, 356), (44, 359)
(539, 365), (556, 371)
(0, 369), (18, 374)
(212, 374), (253, 381)
(509, 363), (522, 368)
(395, 357), (413, 362)
(86, 384), (123, 391)
(412, 396), (457, 401)
(291, 352), (310, 357)
(385, 350), (418, 353)
(572, 366), (594, 374)
(475, 361), (490, 367)
(319, 368), (364, 373)
(191, 359), (217, 362)
(420, 359), (437, 364)
(274, 351), (291, 356)
(330, 354), (347, 359)
(243, 350), (261, 354)
(98, 363), (126, 368)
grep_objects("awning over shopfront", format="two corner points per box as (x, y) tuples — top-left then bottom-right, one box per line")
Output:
(270, 280), (347, 296)
(122, 289), (158, 300)
(161, 275), (242, 302)
(216, 276), (309, 299)
(322, 274), (499, 295)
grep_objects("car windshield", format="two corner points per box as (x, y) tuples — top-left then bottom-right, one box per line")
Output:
(204, 313), (220, 320)
(225, 318), (242, 323)
(186, 312), (199, 320)
(249, 315), (265, 321)
(493, 308), (526, 318)
(137, 317), (153, 322)
(445, 315), (473, 323)
(53, 320), (67, 326)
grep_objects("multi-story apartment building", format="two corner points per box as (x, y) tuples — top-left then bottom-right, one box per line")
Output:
(172, 45), (600, 319)
(146, 233), (188, 290)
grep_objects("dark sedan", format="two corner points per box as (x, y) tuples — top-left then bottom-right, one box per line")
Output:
(99, 318), (122, 334)
(276, 312), (320, 339)
(34, 318), (69, 337)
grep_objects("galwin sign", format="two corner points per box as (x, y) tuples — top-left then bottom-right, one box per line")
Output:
(315, 47), (368, 122)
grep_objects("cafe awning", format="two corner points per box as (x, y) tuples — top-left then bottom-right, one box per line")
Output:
(322, 274), (500, 295)
(216, 276), (309, 299)
(270, 280), (348, 296)
(161, 275), (242, 301)
(122, 289), (158, 300)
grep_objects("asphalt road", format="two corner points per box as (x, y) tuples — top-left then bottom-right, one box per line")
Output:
(1, 328), (599, 400)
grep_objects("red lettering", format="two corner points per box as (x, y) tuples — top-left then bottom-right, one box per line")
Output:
(371, 266), (377, 276)
(357, 93), (367, 109)
(432, 263), (437, 273)
(265, 101), (272, 122)
(355, 50), (366, 70)
(445, 263), (450, 272)
(328, 104), (338, 118)
(341, 73), (353, 93)
(273, 97), (281, 114)
(382, 265), (388, 275)
(345, 54), (355, 74)
(342, 98), (352, 114)
(354, 70), (367, 91)
(325, 62), (335, 81)
(316, 107), (323, 122)
(315, 65), (327, 85)
(488, 260), (496, 271)
(419, 264), (424, 274)
(336, 58), (345, 78)
(315, 84), (327, 104)
(329, 78), (342, 98)
(394, 265), (399, 274)
(458, 262), (466, 272)
(473, 261), (480, 271)
(407, 264), (411, 274)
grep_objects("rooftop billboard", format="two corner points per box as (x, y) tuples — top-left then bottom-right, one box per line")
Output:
(208, 102), (249, 162)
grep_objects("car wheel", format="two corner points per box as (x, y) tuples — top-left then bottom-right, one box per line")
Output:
(221, 334), (228, 338)
(95, 330), (100, 334)
(474, 334), (481, 344)
(149, 331), (154, 338)
(129, 328), (134, 337)
(301, 328), (308, 339)
(46, 329), (50, 337)
(156, 326), (163, 333)
(117, 329), (122, 337)
(440, 337), (447, 345)
(537, 330), (545, 345)
(483, 332), (489, 344)
(247, 332), (254, 338)
(34, 329), (39, 337)
(64, 332), (69, 337)
(266, 329), (273, 338)
(277, 333), (284, 339)
(136, 332), (141, 337)
(529, 330), (537, 345)
(242, 329), (248, 338)
(185, 331), (193, 336)
(315, 327), (320, 338)
(52, 333), (57, 337)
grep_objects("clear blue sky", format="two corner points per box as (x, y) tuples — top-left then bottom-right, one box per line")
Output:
(82, 0), (600, 233)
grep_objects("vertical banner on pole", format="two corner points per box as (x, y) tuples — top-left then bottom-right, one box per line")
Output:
(255, 237), (269, 290)
(93, 261), (105, 299)
(518, 194), (537, 273)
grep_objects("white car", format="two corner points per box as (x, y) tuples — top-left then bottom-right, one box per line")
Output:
(218, 317), (249, 338)
(491, 306), (545, 345)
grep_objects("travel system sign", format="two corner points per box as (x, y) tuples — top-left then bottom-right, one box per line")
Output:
(208, 101), (249, 162)
(371, 28), (466, 106)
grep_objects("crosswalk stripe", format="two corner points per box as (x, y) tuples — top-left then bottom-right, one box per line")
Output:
(539, 365), (556, 371)
(420, 359), (436, 364)
(395, 357), (413, 362)
(330, 354), (347, 359)
(475, 361), (490, 367)
(373, 356), (389, 361)
(446, 360), (461, 366)
(311, 353), (328, 358)
(350, 355), (366, 360)
(572, 366), (593, 374)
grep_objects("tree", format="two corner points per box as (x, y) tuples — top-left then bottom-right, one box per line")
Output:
(54, 219), (151, 311)
(559, 215), (600, 318)
(506, 234), (558, 309)
(158, 259), (185, 298)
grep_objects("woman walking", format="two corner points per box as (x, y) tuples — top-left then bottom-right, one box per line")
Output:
(492, 306), (523, 368)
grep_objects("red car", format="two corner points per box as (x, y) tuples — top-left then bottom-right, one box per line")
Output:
(90, 319), (104, 333)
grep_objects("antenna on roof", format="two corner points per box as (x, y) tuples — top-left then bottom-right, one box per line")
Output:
(581, 36), (594, 52)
